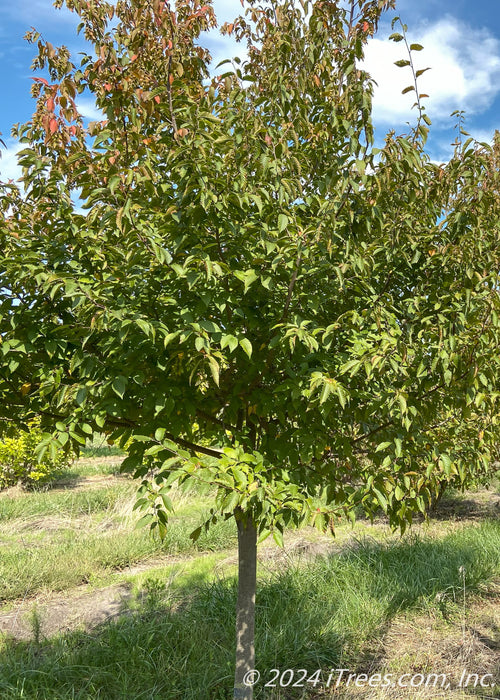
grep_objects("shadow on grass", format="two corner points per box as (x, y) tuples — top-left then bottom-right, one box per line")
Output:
(0, 520), (498, 700)
(429, 494), (500, 522)
(79, 443), (126, 460)
(47, 472), (125, 490)
(353, 484), (500, 526)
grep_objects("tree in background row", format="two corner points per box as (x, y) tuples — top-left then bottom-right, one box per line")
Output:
(1, 1), (499, 697)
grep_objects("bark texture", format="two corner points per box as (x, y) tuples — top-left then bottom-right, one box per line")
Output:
(233, 513), (257, 700)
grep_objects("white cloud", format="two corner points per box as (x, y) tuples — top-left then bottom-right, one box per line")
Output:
(469, 127), (497, 145)
(205, 33), (248, 73)
(0, 141), (23, 183)
(212, 0), (244, 25)
(362, 16), (500, 127)
(205, 0), (249, 72)
(76, 99), (104, 122)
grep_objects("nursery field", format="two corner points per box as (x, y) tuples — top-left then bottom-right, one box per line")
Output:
(0, 447), (498, 700)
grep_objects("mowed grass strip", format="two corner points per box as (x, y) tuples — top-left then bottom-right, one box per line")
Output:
(0, 513), (237, 603)
(0, 473), (237, 603)
(0, 520), (498, 700)
(0, 482), (134, 521)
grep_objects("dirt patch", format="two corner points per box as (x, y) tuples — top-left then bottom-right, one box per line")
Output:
(0, 473), (127, 499)
(209, 533), (340, 580)
(0, 584), (133, 642)
(0, 538), (332, 643)
(0, 548), (231, 642)
(325, 584), (500, 700)
(15, 516), (82, 533)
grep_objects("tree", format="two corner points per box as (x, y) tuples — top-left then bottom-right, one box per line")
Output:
(1, 1), (499, 697)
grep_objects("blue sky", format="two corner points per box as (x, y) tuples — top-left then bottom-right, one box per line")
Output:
(1, 0), (499, 180)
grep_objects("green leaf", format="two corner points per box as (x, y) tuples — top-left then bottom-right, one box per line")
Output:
(375, 441), (392, 453)
(257, 528), (271, 544)
(243, 269), (258, 293)
(160, 493), (174, 511)
(111, 375), (127, 399)
(339, 359), (361, 376)
(439, 454), (453, 476)
(372, 488), (388, 512)
(278, 214), (289, 232)
(58, 431), (69, 446)
(163, 331), (179, 347)
(189, 526), (202, 542)
(394, 438), (403, 458)
(397, 393), (408, 415)
(208, 356), (220, 386)
(221, 490), (240, 512)
(239, 338), (252, 358)
(319, 381), (331, 404)
(75, 387), (87, 405)
(195, 336), (207, 352)
(144, 444), (166, 456)
(136, 318), (154, 338)
(272, 528), (284, 547)
(221, 334), (239, 352)
(135, 513), (154, 529)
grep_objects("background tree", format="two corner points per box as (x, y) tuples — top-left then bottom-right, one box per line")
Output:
(1, 1), (499, 697)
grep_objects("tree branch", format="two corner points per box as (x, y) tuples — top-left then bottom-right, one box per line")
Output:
(35, 408), (224, 459)
(196, 408), (238, 434)
(163, 430), (223, 458)
(280, 251), (302, 322)
(167, 55), (178, 134)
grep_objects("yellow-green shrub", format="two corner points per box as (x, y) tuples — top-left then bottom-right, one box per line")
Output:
(0, 420), (72, 490)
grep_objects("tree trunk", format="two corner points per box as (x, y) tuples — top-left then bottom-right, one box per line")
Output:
(233, 512), (257, 700)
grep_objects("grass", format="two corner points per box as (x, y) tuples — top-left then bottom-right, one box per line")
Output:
(0, 462), (238, 603)
(0, 456), (498, 699)
(0, 520), (498, 699)
(0, 483), (134, 521)
(57, 459), (122, 480)
(0, 512), (237, 603)
(78, 435), (126, 460)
